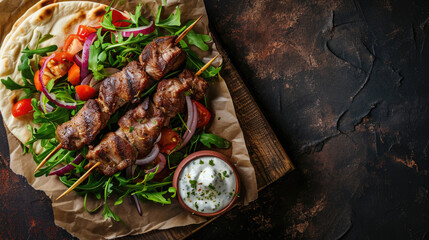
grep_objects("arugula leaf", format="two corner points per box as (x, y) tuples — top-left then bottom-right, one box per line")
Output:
(199, 133), (231, 149)
(1, 77), (30, 90)
(186, 30), (211, 51)
(155, 6), (181, 33)
(102, 176), (121, 221)
(21, 45), (58, 56)
(37, 33), (54, 46)
(88, 44), (106, 80)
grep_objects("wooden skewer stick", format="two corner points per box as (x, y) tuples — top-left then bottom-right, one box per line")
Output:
(174, 15), (203, 45)
(34, 143), (63, 173)
(56, 162), (101, 200)
(195, 54), (220, 76)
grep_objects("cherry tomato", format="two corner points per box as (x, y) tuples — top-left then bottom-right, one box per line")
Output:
(34, 70), (51, 92)
(75, 85), (97, 101)
(77, 25), (97, 41)
(111, 9), (131, 27)
(52, 51), (74, 63)
(159, 127), (181, 154)
(12, 98), (34, 117)
(192, 100), (211, 128)
(68, 63), (81, 86)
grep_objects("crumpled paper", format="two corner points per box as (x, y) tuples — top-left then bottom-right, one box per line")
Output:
(1, 0), (258, 239)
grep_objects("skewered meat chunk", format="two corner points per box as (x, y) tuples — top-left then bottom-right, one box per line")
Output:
(86, 69), (208, 176)
(56, 99), (109, 150)
(85, 131), (136, 176)
(139, 36), (186, 81)
(56, 36), (187, 151)
(86, 101), (165, 175)
(153, 69), (208, 117)
(118, 102), (165, 158)
(98, 61), (150, 115)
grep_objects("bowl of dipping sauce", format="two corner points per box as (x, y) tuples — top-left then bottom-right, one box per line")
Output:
(173, 150), (241, 217)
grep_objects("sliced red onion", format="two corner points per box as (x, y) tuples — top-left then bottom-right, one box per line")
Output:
(39, 93), (53, 113)
(145, 153), (166, 174)
(135, 144), (160, 165)
(80, 73), (93, 85)
(73, 55), (82, 67)
(141, 97), (150, 110)
(118, 21), (155, 37)
(132, 195), (142, 216)
(39, 53), (76, 109)
(155, 133), (162, 144)
(125, 166), (142, 216)
(104, 68), (121, 75)
(178, 102), (198, 150)
(81, 33), (97, 80)
(49, 154), (84, 176)
(183, 96), (194, 140)
(75, 73), (94, 100)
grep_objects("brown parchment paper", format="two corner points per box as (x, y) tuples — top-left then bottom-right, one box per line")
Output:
(1, 0), (258, 239)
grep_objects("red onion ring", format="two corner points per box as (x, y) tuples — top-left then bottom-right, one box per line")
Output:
(80, 73), (93, 85)
(135, 144), (160, 165)
(179, 102), (198, 150)
(39, 53), (76, 109)
(183, 96), (194, 140)
(145, 153), (166, 174)
(104, 68), (121, 75)
(118, 21), (155, 37)
(73, 55), (82, 67)
(132, 195), (142, 216)
(81, 33), (97, 80)
(49, 153), (84, 176)
(39, 93), (53, 113)
(155, 133), (162, 144)
(75, 73), (95, 100)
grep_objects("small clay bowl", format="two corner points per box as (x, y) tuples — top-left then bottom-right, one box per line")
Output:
(173, 150), (241, 217)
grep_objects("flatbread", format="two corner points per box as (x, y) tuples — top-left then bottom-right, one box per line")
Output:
(0, 1), (107, 153)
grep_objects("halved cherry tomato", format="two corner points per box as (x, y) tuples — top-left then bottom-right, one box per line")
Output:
(12, 98), (34, 117)
(34, 70), (51, 91)
(111, 9), (131, 27)
(52, 51), (74, 63)
(77, 25), (97, 41)
(192, 100), (211, 128)
(68, 63), (81, 86)
(75, 85), (97, 101)
(159, 127), (181, 154)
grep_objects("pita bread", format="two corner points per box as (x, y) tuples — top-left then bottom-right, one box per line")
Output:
(0, 1), (107, 153)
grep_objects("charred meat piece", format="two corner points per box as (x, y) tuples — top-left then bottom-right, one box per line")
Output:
(86, 69), (208, 176)
(118, 101), (165, 158)
(86, 101), (165, 175)
(56, 99), (109, 150)
(178, 69), (208, 101)
(98, 61), (150, 114)
(139, 36), (186, 80)
(85, 131), (136, 176)
(153, 69), (208, 117)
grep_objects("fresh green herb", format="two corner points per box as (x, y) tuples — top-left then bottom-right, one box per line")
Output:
(129, 126), (135, 132)
(199, 159), (204, 164)
(190, 180), (197, 189)
(209, 159), (215, 166)
(199, 132), (231, 149)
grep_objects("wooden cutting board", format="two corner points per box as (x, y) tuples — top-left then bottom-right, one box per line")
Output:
(124, 33), (295, 240)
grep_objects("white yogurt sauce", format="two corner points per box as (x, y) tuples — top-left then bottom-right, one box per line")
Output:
(178, 156), (237, 213)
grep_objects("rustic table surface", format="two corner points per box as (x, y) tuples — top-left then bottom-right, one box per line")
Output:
(1, 0), (429, 239)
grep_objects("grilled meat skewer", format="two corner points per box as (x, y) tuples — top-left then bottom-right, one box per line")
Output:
(56, 36), (185, 151)
(85, 69), (208, 176)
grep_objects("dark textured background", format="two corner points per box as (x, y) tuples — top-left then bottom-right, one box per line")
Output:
(1, 0), (429, 239)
